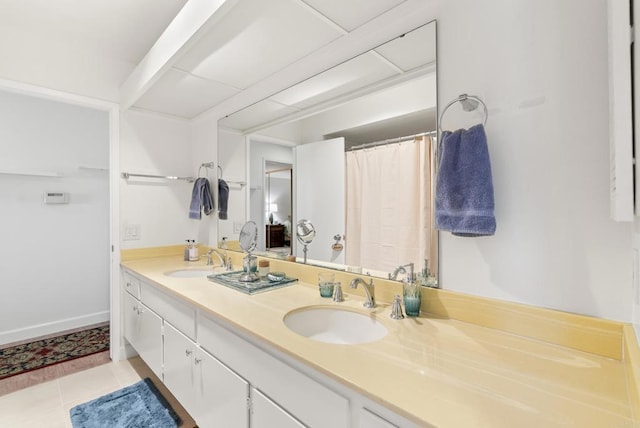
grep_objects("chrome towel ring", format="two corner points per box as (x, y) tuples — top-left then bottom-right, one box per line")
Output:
(438, 94), (488, 133)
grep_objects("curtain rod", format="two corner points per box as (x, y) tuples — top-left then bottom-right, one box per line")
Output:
(347, 131), (436, 151)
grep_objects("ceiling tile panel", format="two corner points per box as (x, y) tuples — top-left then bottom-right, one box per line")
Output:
(221, 99), (300, 132)
(133, 68), (240, 119)
(374, 22), (436, 71)
(175, 0), (344, 90)
(0, 0), (187, 64)
(269, 52), (400, 109)
(300, 0), (404, 32)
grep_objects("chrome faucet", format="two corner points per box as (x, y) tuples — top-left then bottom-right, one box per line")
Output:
(349, 276), (376, 308)
(207, 249), (227, 267)
(389, 262), (414, 281)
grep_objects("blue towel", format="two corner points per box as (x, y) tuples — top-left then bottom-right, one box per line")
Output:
(189, 177), (214, 220)
(435, 124), (496, 236)
(218, 179), (229, 220)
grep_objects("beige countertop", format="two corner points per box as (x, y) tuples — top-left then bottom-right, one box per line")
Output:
(121, 255), (634, 428)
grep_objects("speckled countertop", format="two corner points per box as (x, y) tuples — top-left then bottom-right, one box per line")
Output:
(121, 255), (634, 428)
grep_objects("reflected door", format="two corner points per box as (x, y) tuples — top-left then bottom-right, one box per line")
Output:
(294, 137), (345, 265)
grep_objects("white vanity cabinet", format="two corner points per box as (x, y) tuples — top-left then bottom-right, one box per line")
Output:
(164, 321), (249, 428)
(120, 267), (419, 427)
(122, 282), (163, 378)
(250, 388), (305, 428)
(197, 311), (350, 428)
(359, 408), (399, 428)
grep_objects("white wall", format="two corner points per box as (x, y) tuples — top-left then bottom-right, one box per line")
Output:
(217, 128), (247, 243)
(434, 0), (632, 321)
(191, 115), (218, 246)
(0, 90), (110, 344)
(207, 0), (633, 322)
(119, 110), (210, 249)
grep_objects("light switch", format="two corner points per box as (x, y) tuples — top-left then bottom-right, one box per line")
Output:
(123, 224), (141, 241)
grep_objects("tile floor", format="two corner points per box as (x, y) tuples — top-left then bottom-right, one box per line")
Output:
(0, 356), (196, 428)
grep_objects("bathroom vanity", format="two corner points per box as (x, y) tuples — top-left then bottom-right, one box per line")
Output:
(120, 250), (636, 428)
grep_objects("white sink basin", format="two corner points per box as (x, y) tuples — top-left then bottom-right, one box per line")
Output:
(283, 306), (387, 345)
(164, 269), (213, 278)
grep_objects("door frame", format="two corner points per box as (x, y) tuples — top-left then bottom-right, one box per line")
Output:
(0, 78), (121, 361)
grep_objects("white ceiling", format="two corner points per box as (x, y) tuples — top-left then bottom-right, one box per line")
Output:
(0, 0), (188, 65)
(0, 0), (436, 123)
(129, 0), (410, 119)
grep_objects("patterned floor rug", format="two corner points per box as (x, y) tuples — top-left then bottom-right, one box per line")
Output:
(0, 324), (110, 380)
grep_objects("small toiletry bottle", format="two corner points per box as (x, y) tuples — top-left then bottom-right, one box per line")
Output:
(184, 240), (190, 261)
(422, 258), (438, 288)
(258, 259), (270, 277)
(419, 259), (429, 286)
(221, 237), (228, 250)
(189, 240), (199, 261)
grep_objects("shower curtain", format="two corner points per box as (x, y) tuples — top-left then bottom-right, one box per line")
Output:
(345, 136), (432, 274)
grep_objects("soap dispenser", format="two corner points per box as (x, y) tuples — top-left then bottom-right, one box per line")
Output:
(420, 259), (438, 288)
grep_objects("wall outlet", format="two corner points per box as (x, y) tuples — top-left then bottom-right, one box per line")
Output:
(123, 224), (141, 241)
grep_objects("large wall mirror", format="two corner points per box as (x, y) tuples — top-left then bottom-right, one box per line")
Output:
(217, 20), (438, 282)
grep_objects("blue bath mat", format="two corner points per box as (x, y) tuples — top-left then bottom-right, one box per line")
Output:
(70, 378), (182, 428)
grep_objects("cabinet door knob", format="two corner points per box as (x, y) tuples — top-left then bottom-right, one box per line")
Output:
(194, 357), (202, 365)
(132, 305), (138, 312)
(185, 349), (192, 357)
(126, 282), (131, 288)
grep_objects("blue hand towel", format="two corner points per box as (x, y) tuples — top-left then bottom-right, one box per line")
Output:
(435, 124), (496, 236)
(218, 179), (229, 220)
(189, 177), (214, 220)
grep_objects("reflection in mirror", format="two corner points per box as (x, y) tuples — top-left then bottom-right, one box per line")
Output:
(217, 20), (438, 283)
(296, 219), (316, 264)
(238, 221), (259, 282)
(264, 162), (292, 255)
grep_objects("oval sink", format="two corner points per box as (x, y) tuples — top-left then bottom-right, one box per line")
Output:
(164, 269), (213, 278)
(283, 306), (387, 345)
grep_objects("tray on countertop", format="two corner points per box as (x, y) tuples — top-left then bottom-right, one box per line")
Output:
(207, 271), (298, 295)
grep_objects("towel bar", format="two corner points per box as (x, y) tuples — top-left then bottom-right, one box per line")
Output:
(121, 172), (195, 182)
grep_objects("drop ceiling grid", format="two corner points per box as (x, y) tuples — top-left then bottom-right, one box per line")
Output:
(268, 51), (404, 110)
(132, 68), (241, 119)
(299, 0), (406, 32)
(220, 98), (302, 132)
(373, 23), (437, 72)
(173, 0), (346, 91)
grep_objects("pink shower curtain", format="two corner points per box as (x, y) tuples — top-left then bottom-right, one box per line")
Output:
(345, 136), (432, 274)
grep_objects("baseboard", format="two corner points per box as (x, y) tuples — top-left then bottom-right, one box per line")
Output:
(0, 310), (109, 346)
(122, 342), (139, 360)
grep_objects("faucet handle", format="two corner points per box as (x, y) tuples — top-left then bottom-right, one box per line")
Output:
(390, 295), (405, 320)
(332, 282), (344, 302)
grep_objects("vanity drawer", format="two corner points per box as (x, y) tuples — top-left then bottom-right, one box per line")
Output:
(122, 271), (140, 298)
(140, 281), (195, 340)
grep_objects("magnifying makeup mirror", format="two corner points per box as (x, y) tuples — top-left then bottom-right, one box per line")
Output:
(238, 221), (259, 282)
(296, 219), (316, 264)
